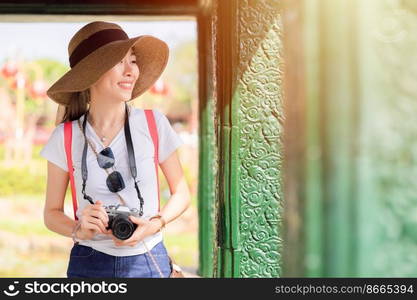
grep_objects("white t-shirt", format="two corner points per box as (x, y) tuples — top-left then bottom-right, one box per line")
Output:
(40, 105), (184, 256)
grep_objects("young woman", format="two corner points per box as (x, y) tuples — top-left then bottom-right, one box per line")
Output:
(40, 21), (191, 278)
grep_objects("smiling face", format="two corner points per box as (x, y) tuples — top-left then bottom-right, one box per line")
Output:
(89, 47), (140, 103)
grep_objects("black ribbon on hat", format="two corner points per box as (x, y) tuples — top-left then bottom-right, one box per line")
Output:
(69, 28), (129, 68)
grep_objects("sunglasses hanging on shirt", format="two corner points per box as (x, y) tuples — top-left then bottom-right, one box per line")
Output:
(95, 146), (125, 193)
(77, 103), (145, 216)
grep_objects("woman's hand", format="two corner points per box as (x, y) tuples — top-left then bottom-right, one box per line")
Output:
(110, 216), (162, 247)
(77, 200), (111, 240)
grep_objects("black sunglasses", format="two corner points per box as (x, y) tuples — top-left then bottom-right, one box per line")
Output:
(79, 104), (145, 217)
(97, 147), (125, 193)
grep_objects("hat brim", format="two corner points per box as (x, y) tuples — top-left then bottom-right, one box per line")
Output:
(46, 35), (169, 106)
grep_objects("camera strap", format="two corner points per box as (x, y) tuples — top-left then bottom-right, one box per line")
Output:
(80, 103), (144, 215)
(77, 105), (128, 208)
(64, 103), (161, 218)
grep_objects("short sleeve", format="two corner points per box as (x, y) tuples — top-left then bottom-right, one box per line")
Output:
(155, 110), (185, 163)
(39, 123), (68, 172)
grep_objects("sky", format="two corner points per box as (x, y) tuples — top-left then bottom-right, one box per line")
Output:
(0, 19), (197, 65)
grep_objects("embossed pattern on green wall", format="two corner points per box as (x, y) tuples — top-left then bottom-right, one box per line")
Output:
(235, 0), (284, 278)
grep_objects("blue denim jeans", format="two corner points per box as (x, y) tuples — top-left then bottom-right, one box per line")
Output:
(67, 241), (172, 278)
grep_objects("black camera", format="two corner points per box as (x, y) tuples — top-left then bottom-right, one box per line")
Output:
(105, 205), (140, 240)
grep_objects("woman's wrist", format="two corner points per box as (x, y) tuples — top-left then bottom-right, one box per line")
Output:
(71, 221), (82, 244)
(75, 226), (86, 240)
(149, 214), (166, 233)
(149, 218), (163, 233)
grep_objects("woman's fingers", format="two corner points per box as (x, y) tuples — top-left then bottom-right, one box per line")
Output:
(86, 216), (108, 234)
(89, 208), (109, 227)
(95, 200), (108, 216)
(95, 206), (110, 223)
(80, 201), (112, 235)
(81, 221), (102, 234)
(81, 212), (107, 234)
(78, 201), (109, 238)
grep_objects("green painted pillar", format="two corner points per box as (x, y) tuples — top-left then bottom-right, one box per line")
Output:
(197, 0), (219, 278)
(318, 0), (359, 277)
(213, 0), (284, 278)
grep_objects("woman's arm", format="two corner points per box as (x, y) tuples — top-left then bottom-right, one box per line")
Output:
(43, 161), (109, 240)
(43, 161), (77, 237)
(158, 150), (191, 225)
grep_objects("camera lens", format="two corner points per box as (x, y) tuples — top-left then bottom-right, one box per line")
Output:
(112, 214), (137, 240)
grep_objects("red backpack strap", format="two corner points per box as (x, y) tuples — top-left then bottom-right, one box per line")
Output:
(64, 121), (78, 220)
(144, 109), (161, 212)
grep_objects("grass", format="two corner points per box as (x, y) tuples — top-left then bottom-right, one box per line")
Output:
(0, 248), (70, 277)
(164, 232), (198, 268)
(0, 219), (55, 236)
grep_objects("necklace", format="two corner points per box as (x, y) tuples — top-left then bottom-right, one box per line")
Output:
(87, 106), (130, 144)
(93, 121), (123, 143)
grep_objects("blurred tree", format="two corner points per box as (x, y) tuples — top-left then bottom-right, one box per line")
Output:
(0, 58), (67, 165)
(164, 40), (197, 121)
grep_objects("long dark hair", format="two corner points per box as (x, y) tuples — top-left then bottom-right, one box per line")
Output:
(60, 89), (90, 123)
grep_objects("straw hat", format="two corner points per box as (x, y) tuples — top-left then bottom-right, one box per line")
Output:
(46, 21), (169, 106)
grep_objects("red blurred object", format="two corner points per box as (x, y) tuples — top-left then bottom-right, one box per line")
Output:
(150, 78), (169, 96)
(29, 79), (48, 98)
(10, 72), (26, 90)
(1, 60), (18, 78)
